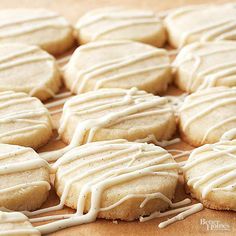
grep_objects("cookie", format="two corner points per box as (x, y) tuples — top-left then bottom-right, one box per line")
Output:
(173, 41), (236, 92)
(0, 43), (61, 101)
(0, 8), (74, 55)
(59, 88), (176, 146)
(165, 3), (236, 48)
(0, 144), (50, 211)
(183, 140), (236, 211)
(75, 7), (166, 47)
(0, 91), (53, 149)
(63, 40), (172, 94)
(54, 140), (179, 220)
(179, 87), (236, 147)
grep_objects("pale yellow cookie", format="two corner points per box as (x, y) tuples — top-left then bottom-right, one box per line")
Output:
(0, 144), (50, 211)
(173, 41), (236, 93)
(0, 8), (74, 55)
(59, 88), (176, 145)
(183, 140), (236, 211)
(63, 40), (172, 95)
(55, 140), (179, 220)
(0, 43), (61, 101)
(165, 3), (236, 48)
(179, 87), (236, 147)
(0, 91), (53, 149)
(75, 7), (166, 47)
(0, 211), (40, 236)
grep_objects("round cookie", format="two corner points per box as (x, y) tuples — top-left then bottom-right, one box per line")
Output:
(165, 3), (236, 48)
(0, 144), (50, 211)
(0, 8), (74, 55)
(63, 40), (172, 95)
(179, 87), (236, 147)
(75, 7), (166, 47)
(54, 139), (179, 220)
(0, 211), (40, 235)
(183, 140), (236, 211)
(173, 41), (236, 93)
(0, 91), (53, 149)
(0, 43), (61, 101)
(59, 88), (176, 145)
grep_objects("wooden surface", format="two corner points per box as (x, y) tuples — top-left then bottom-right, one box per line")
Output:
(0, 0), (236, 235)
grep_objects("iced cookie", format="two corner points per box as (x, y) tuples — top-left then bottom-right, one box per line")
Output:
(0, 43), (61, 101)
(0, 91), (53, 149)
(165, 3), (236, 48)
(179, 87), (236, 147)
(54, 139), (179, 220)
(0, 8), (74, 55)
(75, 7), (166, 47)
(173, 41), (236, 92)
(0, 144), (50, 211)
(0, 211), (40, 235)
(183, 140), (236, 211)
(64, 40), (172, 95)
(59, 88), (176, 145)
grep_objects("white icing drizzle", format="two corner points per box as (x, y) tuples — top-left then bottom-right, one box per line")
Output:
(220, 128), (236, 141)
(183, 141), (236, 198)
(39, 88), (174, 162)
(0, 91), (52, 140)
(173, 42), (236, 91)
(76, 8), (161, 41)
(166, 4), (236, 47)
(166, 93), (187, 115)
(69, 41), (169, 94)
(0, 211), (40, 235)
(179, 87), (236, 144)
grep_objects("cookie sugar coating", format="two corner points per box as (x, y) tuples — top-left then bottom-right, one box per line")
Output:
(165, 3), (236, 48)
(0, 8), (74, 55)
(64, 40), (172, 95)
(55, 140), (179, 220)
(179, 87), (236, 147)
(59, 88), (176, 145)
(0, 91), (53, 149)
(173, 41), (236, 93)
(0, 144), (50, 211)
(0, 43), (61, 101)
(183, 140), (236, 211)
(75, 7), (166, 47)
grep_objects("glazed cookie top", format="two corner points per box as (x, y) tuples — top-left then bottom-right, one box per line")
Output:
(0, 143), (50, 211)
(0, 8), (74, 55)
(59, 87), (176, 144)
(173, 41), (236, 92)
(64, 40), (171, 94)
(0, 211), (40, 236)
(0, 43), (61, 101)
(165, 3), (236, 48)
(0, 91), (53, 149)
(75, 7), (166, 47)
(183, 140), (236, 208)
(179, 87), (236, 146)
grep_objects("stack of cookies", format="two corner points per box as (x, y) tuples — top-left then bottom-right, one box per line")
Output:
(0, 3), (235, 235)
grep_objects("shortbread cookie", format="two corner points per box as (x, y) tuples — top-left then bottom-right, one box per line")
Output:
(0, 91), (53, 149)
(0, 211), (40, 235)
(75, 7), (166, 47)
(0, 43), (61, 101)
(173, 41), (236, 92)
(179, 87), (236, 147)
(165, 3), (236, 48)
(0, 144), (50, 211)
(183, 140), (236, 211)
(0, 9), (74, 55)
(63, 40), (172, 94)
(54, 140), (179, 220)
(59, 88), (176, 145)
